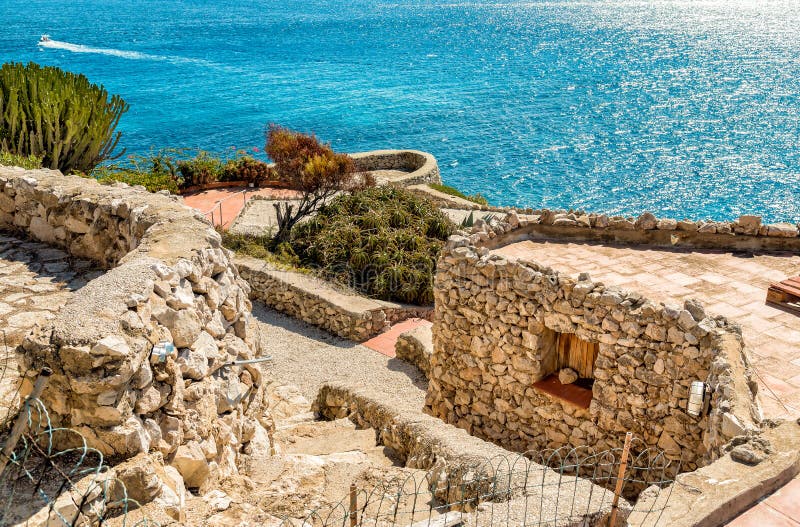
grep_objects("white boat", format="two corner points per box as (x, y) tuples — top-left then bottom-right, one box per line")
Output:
(38, 34), (51, 44)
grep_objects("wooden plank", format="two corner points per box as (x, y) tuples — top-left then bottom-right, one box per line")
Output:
(406, 511), (463, 527)
(533, 374), (593, 409)
(557, 333), (599, 379)
(775, 302), (800, 316)
(766, 280), (800, 315)
(774, 282), (800, 298)
(767, 288), (790, 305)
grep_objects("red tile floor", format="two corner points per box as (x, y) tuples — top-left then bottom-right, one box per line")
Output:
(182, 186), (301, 228)
(726, 476), (800, 526)
(362, 318), (432, 357)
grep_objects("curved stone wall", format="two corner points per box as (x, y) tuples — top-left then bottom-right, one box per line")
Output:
(425, 234), (762, 471)
(0, 166), (270, 492)
(350, 149), (442, 186)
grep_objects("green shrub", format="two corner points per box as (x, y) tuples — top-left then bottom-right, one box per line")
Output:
(429, 182), (489, 206)
(222, 155), (274, 185)
(265, 125), (372, 243)
(91, 149), (277, 194)
(291, 187), (456, 305)
(220, 230), (305, 271)
(178, 151), (224, 187)
(96, 168), (180, 193)
(0, 151), (42, 169)
(0, 62), (128, 174)
(93, 150), (181, 193)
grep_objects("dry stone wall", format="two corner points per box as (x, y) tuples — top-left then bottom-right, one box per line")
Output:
(467, 209), (800, 253)
(351, 150), (441, 186)
(236, 255), (431, 341)
(425, 234), (762, 471)
(395, 325), (433, 376)
(316, 382), (629, 526)
(0, 166), (271, 492)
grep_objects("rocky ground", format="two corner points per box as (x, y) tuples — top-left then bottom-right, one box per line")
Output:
(0, 234), (99, 421)
(0, 234), (99, 347)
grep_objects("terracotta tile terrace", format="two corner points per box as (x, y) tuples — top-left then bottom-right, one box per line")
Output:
(182, 186), (301, 228)
(492, 240), (800, 419)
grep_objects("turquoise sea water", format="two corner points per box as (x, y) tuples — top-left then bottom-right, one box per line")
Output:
(2, 0), (799, 221)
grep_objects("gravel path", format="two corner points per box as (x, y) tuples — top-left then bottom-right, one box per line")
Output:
(251, 301), (427, 411)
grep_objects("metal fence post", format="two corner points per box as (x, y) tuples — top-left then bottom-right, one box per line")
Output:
(0, 367), (52, 474)
(608, 432), (633, 527)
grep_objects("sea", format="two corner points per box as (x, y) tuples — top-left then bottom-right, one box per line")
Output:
(2, 0), (799, 222)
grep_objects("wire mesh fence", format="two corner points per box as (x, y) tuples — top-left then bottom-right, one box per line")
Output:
(0, 365), (159, 527)
(0, 332), (679, 527)
(277, 435), (680, 527)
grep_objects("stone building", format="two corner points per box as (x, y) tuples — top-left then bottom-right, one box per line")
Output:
(425, 214), (762, 471)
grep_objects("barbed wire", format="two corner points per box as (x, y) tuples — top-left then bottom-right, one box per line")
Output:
(277, 437), (681, 527)
(0, 366), (159, 527)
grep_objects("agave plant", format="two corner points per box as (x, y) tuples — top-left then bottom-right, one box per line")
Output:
(0, 62), (128, 174)
(290, 186), (456, 305)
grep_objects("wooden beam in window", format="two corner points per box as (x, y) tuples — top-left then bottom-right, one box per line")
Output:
(556, 333), (599, 379)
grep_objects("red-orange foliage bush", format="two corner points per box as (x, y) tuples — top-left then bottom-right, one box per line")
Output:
(265, 125), (373, 243)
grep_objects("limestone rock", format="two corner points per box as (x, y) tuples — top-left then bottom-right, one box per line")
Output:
(684, 298), (706, 322)
(114, 453), (176, 505)
(730, 444), (765, 465)
(656, 218), (677, 230)
(172, 441), (211, 489)
(735, 215), (761, 235)
(268, 384), (311, 421)
(91, 335), (132, 360)
(767, 223), (798, 237)
(154, 307), (202, 348)
(635, 212), (657, 230)
(204, 489), (233, 512)
(558, 368), (578, 385)
(177, 347), (209, 381)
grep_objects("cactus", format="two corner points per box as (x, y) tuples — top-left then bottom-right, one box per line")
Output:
(0, 62), (128, 174)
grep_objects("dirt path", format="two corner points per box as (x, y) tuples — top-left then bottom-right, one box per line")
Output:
(251, 301), (428, 412)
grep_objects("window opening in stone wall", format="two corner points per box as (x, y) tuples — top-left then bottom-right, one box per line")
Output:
(532, 330), (599, 409)
(556, 333), (599, 390)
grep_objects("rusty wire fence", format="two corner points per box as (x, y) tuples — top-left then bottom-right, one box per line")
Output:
(278, 435), (680, 527)
(0, 354), (158, 527)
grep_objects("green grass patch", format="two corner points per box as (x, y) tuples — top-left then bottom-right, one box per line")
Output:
(95, 168), (181, 193)
(428, 182), (488, 206)
(0, 151), (43, 170)
(220, 230), (311, 273)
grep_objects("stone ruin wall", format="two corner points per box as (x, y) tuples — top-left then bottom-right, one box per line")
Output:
(0, 166), (271, 492)
(350, 149), (442, 186)
(474, 208), (800, 253)
(425, 232), (762, 471)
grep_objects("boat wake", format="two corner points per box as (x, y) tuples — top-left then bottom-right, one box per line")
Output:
(38, 39), (217, 67)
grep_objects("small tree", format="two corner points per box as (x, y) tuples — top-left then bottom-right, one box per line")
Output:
(266, 125), (372, 244)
